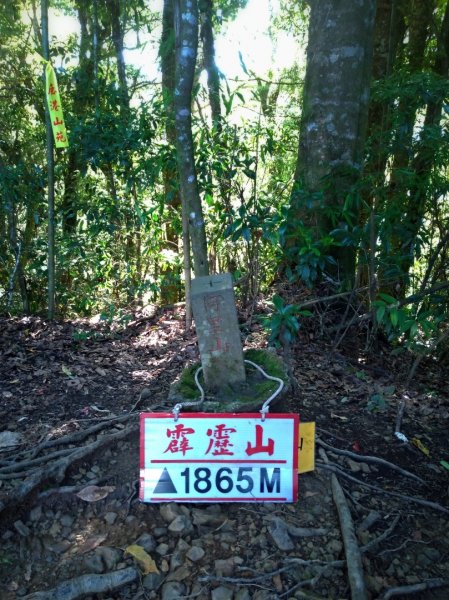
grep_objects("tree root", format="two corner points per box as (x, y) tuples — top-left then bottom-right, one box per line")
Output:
(380, 578), (449, 599)
(0, 424), (138, 527)
(316, 438), (425, 485)
(21, 566), (139, 600)
(317, 462), (449, 514)
(331, 473), (368, 600)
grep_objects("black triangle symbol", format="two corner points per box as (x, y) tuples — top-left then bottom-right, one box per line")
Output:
(153, 467), (177, 494)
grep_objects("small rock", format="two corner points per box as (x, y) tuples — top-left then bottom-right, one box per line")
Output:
(192, 507), (223, 526)
(346, 459), (362, 473)
(168, 515), (193, 535)
(212, 586), (234, 600)
(84, 552), (105, 573)
(135, 532), (157, 553)
(161, 581), (187, 600)
(214, 557), (243, 577)
(104, 512), (118, 526)
(97, 547), (122, 570)
(47, 540), (72, 554)
(170, 539), (190, 570)
(156, 543), (170, 556)
(153, 526), (168, 538)
(29, 506), (42, 522)
(86, 470), (97, 480)
(327, 539), (343, 554)
(143, 572), (164, 591)
(14, 520), (30, 537)
(267, 517), (294, 551)
(160, 503), (182, 524)
(166, 565), (191, 582)
(186, 546), (205, 562)
(49, 522), (61, 537)
(60, 514), (74, 528)
(0, 431), (22, 448)
(235, 589), (251, 600)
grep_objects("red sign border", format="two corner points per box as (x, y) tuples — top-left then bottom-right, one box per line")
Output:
(140, 412), (299, 502)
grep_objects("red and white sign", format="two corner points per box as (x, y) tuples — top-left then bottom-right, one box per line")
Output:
(140, 413), (299, 503)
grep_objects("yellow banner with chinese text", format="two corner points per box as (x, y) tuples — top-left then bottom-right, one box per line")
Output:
(45, 62), (69, 148)
(298, 421), (315, 474)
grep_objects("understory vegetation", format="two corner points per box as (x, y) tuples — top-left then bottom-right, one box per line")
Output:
(1, 0), (449, 370)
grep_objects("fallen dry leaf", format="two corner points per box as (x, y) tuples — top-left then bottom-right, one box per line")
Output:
(125, 544), (159, 574)
(76, 485), (116, 502)
(74, 534), (108, 555)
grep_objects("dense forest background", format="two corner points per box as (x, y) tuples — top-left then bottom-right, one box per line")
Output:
(1, 0), (449, 364)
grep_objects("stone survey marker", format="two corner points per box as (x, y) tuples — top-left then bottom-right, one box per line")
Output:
(191, 273), (246, 390)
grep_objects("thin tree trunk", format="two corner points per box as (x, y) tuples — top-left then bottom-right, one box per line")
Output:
(199, 0), (222, 131)
(160, 0), (182, 304)
(173, 0), (209, 277)
(41, 0), (55, 319)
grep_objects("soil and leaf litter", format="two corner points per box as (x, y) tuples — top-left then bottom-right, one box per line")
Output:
(0, 305), (449, 600)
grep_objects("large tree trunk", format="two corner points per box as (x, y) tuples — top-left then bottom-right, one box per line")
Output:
(174, 0), (209, 277)
(289, 0), (376, 290)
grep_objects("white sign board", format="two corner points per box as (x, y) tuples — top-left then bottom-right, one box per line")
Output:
(140, 413), (299, 503)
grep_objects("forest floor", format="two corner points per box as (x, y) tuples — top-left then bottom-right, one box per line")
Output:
(0, 302), (449, 600)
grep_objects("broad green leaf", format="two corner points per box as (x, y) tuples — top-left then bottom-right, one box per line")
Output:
(376, 305), (386, 323)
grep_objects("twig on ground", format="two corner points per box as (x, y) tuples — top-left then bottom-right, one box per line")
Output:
(316, 438), (425, 485)
(380, 578), (449, 599)
(21, 566), (139, 600)
(317, 462), (449, 514)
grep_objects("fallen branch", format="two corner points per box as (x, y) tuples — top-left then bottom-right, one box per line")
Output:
(316, 438), (425, 485)
(21, 566), (139, 600)
(380, 578), (449, 599)
(317, 463), (449, 514)
(327, 455), (368, 600)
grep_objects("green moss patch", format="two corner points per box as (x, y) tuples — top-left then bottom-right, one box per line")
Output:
(169, 348), (289, 412)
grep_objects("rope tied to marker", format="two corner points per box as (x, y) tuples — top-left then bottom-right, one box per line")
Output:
(173, 359), (284, 421)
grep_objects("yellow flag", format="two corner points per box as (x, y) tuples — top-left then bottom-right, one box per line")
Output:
(45, 62), (69, 148)
(298, 421), (316, 474)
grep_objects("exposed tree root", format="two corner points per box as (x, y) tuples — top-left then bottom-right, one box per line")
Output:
(0, 424), (138, 528)
(316, 438), (425, 485)
(21, 566), (139, 600)
(380, 577), (449, 599)
(317, 462), (449, 514)
(323, 446), (368, 600)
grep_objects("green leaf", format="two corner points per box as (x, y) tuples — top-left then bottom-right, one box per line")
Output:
(378, 293), (397, 304)
(440, 460), (449, 471)
(376, 305), (386, 323)
(390, 309), (399, 327)
(271, 295), (284, 312)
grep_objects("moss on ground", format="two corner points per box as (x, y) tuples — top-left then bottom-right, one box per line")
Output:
(170, 348), (289, 410)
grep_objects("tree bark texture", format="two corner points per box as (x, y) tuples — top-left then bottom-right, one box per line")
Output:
(41, 0), (55, 319)
(292, 0), (376, 288)
(199, 0), (222, 131)
(174, 0), (209, 277)
(160, 0), (182, 304)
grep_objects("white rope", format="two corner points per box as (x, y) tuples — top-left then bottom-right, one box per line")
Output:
(173, 359), (284, 421)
